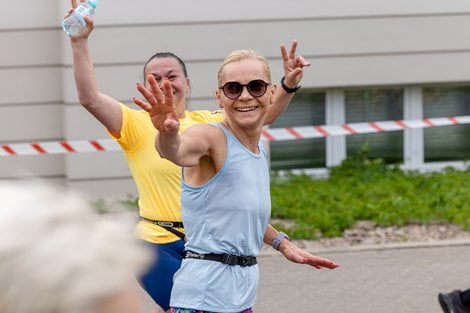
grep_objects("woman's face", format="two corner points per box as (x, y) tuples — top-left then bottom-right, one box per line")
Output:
(144, 57), (190, 110)
(216, 58), (274, 130)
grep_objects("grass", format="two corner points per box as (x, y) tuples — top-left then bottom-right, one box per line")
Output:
(270, 146), (470, 239)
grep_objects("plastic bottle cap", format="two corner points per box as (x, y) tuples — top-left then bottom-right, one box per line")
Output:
(88, 0), (99, 9)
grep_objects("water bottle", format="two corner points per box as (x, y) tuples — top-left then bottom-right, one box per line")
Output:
(62, 0), (99, 37)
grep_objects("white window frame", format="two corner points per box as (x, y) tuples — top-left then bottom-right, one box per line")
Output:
(278, 84), (469, 176)
(403, 86), (424, 170)
(326, 89), (346, 167)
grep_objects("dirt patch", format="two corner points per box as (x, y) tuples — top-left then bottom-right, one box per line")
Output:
(266, 220), (470, 251)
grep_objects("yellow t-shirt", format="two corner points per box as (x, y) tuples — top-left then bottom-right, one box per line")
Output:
(110, 103), (224, 243)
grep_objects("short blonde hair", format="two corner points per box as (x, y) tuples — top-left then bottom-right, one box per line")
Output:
(0, 181), (152, 313)
(217, 50), (272, 85)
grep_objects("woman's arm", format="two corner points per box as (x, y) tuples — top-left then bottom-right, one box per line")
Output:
(67, 0), (122, 134)
(158, 123), (214, 167)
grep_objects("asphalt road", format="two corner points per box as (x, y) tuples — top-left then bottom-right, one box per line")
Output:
(142, 241), (470, 313)
(255, 243), (470, 313)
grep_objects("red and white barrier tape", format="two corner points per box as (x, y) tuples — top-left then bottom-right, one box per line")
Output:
(0, 139), (118, 157)
(261, 115), (470, 141)
(2, 115), (470, 156)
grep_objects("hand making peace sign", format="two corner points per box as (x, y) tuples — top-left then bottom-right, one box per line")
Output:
(280, 40), (310, 90)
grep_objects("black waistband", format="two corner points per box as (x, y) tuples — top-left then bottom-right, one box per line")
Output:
(140, 217), (185, 240)
(140, 217), (184, 228)
(183, 250), (257, 267)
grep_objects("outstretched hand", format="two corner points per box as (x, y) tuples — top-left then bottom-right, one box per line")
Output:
(279, 240), (339, 269)
(133, 74), (180, 135)
(280, 40), (310, 89)
(64, 0), (94, 40)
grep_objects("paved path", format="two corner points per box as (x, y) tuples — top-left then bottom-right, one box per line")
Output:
(142, 240), (470, 313)
(255, 241), (470, 313)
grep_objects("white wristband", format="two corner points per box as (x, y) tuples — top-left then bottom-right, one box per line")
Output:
(272, 231), (290, 251)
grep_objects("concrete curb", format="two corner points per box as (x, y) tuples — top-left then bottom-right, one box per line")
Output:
(259, 238), (470, 256)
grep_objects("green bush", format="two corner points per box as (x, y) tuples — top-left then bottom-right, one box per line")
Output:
(271, 146), (470, 239)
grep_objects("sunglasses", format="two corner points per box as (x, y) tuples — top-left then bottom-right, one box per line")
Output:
(219, 80), (270, 99)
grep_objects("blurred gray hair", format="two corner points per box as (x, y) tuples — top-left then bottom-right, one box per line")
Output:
(0, 181), (152, 313)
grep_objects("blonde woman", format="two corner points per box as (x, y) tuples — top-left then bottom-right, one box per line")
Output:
(137, 50), (339, 313)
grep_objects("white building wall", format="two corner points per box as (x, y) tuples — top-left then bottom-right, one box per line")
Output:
(2, 0), (470, 198)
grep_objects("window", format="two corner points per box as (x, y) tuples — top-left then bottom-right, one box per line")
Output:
(423, 86), (470, 162)
(345, 88), (404, 163)
(269, 91), (326, 169)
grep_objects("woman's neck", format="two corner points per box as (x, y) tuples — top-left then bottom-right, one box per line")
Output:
(221, 120), (262, 154)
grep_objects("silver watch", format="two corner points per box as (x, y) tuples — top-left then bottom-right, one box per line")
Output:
(272, 231), (290, 251)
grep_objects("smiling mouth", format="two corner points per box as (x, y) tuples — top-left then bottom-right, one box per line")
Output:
(235, 106), (258, 112)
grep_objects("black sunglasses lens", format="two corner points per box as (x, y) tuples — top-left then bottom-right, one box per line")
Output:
(223, 82), (243, 99)
(221, 80), (268, 99)
(247, 80), (268, 97)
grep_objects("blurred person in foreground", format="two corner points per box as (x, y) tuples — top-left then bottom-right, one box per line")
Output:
(0, 181), (153, 313)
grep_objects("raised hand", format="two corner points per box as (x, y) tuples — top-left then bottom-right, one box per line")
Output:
(134, 73), (180, 135)
(280, 40), (310, 90)
(64, 0), (94, 40)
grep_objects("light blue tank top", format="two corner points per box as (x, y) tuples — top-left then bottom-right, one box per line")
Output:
(170, 123), (271, 312)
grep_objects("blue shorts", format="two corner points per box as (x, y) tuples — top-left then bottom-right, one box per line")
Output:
(138, 240), (185, 311)
(171, 308), (253, 313)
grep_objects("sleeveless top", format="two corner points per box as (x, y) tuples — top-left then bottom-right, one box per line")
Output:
(170, 123), (271, 312)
